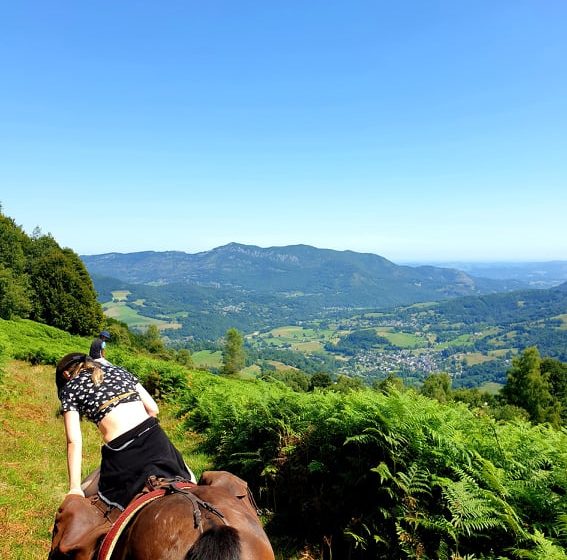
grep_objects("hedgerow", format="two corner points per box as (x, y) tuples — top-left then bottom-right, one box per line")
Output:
(0, 318), (191, 399)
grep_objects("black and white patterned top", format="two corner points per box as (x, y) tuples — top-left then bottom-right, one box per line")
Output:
(59, 364), (142, 425)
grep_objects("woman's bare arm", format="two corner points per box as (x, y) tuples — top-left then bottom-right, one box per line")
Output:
(63, 411), (85, 496)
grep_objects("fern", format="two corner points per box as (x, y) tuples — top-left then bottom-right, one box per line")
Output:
(512, 529), (567, 560)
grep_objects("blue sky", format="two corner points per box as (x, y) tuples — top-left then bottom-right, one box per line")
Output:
(1, 1), (566, 262)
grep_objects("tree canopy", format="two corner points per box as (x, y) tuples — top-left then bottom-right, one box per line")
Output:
(501, 346), (561, 426)
(0, 208), (103, 335)
(221, 327), (246, 375)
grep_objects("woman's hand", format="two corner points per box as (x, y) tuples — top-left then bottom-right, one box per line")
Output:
(67, 487), (85, 497)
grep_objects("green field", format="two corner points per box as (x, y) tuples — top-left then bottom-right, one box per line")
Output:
(437, 333), (475, 349)
(376, 328), (427, 348)
(103, 301), (182, 331)
(462, 352), (494, 366)
(253, 325), (334, 353)
(479, 381), (504, 395)
(192, 350), (223, 368)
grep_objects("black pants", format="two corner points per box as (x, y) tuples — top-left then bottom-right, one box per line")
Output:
(98, 417), (191, 509)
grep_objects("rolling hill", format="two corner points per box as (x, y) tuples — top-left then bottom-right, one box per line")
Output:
(83, 243), (527, 340)
(83, 243), (523, 298)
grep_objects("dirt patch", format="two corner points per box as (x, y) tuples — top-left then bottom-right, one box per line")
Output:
(1, 419), (25, 438)
(15, 403), (47, 422)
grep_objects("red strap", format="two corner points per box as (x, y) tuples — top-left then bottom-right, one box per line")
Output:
(97, 482), (196, 560)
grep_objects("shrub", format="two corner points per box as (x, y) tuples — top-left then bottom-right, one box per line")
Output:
(183, 380), (567, 559)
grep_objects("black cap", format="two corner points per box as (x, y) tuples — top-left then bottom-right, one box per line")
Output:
(56, 353), (87, 377)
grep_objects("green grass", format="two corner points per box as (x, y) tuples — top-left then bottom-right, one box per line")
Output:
(376, 328), (427, 348)
(253, 325), (335, 355)
(0, 361), (100, 559)
(102, 301), (181, 331)
(437, 333), (475, 349)
(292, 341), (325, 352)
(192, 350), (223, 368)
(479, 381), (504, 395)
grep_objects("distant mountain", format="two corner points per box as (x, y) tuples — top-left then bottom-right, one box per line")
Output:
(82, 244), (528, 340)
(83, 243), (523, 303)
(412, 261), (567, 288)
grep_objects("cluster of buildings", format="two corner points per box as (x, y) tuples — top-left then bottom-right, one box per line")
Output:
(338, 348), (445, 381)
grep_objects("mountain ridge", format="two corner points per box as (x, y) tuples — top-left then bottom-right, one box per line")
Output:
(82, 242), (523, 297)
(82, 243), (531, 342)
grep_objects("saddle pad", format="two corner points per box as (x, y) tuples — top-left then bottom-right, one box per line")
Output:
(97, 482), (196, 560)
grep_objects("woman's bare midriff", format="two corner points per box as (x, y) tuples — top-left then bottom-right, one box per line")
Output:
(98, 400), (151, 443)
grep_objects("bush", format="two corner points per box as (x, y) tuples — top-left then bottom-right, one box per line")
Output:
(183, 379), (567, 559)
(108, 348), (190, 399)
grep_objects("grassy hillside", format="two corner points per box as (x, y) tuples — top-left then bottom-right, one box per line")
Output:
(4, 317), (567, 559)
(1, 360), (100, 559)
(0, 319), (303, 559)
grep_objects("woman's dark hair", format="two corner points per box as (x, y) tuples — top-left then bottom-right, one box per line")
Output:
(55, 353), (103, 397)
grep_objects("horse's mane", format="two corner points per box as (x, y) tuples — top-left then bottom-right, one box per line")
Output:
(185, 525), (241, 560)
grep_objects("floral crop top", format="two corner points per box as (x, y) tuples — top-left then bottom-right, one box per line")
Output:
(59, 364), (142, 425)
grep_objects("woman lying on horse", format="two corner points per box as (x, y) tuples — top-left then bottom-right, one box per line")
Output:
(49, 353), (194, 559)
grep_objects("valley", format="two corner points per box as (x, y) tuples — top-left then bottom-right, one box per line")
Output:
(84, 245), (567, 389)
(100, 279), (567, 389)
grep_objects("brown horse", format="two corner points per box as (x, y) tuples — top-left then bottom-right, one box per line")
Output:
(109, 471), (275, 560)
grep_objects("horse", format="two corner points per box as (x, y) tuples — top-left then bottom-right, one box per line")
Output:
(107, 471), (275, 560)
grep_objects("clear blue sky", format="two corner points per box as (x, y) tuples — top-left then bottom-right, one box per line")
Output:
(1, 1), (566, 262)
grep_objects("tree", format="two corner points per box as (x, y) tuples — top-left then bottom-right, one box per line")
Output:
(309, 371), (333, 390)
(374, 373), (405, 394)
(260, 369), (310, 392)
(541, 357), (567, 422)
(175, 348), (194, 368)
(221, 328), (245, 375)
(420, 372), (452, 403)
(140, 324), (167, 355)
(334, 374), (364, 393)
(27, 237), (103, 335)
(0, 265), (32, 319)
(501, 347), (558, 425)
(0, 212), (32, 318)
